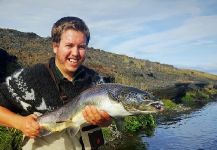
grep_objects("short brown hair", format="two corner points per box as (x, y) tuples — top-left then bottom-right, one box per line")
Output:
(51, 16), (90, 44)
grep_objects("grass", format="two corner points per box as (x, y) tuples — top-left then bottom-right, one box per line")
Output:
(123, 114), (156, 135)
(181, 89), (215, 107)
(0, 127), (22, 150)
(102, 114), (157, 142)
(1, 88), (217, 149)
(162, 99), (178, 110)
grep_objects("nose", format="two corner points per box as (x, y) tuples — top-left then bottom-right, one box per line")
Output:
(71, 46), (79, 56)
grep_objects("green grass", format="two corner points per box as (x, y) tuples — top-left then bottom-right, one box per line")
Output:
(181, 89), (213, 107)
(204, 88), (217, 95)
(123, 114), (156, 136)
(102, 114), (157, 142)
(162, 99), (178, 110)
(0, 127), (23, 150)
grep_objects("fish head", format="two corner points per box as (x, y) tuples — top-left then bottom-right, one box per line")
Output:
(109, 85), (164, 114)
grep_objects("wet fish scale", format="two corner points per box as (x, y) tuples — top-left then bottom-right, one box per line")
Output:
(38, 83), (163, 137)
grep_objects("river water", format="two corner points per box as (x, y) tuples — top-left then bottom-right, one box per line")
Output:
(142, 101), (217, 150)
(116, 101), (217, 150)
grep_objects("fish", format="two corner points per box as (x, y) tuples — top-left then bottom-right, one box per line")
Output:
(37, 83), (163, 137)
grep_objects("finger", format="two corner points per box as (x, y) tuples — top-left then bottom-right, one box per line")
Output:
(30, 135), (36, 139)
(85, 106), (100, 125)
(82, 109), (89, 121)
(30, 114), (38, 120)
(90, 106), (101, 121)
(31, 121), (40, 130)
(99, 110), (111, 121)
(85, 105), (94, 120)
(83, 106), (93, 123)
(25, 130), (37, 138)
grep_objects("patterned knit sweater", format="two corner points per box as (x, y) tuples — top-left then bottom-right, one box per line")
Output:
(0, 58), (104, 116)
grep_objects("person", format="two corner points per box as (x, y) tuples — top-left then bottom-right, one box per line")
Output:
(0, 16), (111, 150)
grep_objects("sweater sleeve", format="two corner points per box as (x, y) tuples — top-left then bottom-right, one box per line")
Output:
(0, 84), (18, 111)
(0, 68), (35, 115)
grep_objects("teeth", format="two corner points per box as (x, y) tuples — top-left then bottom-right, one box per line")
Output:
(69, 58), (78, 63)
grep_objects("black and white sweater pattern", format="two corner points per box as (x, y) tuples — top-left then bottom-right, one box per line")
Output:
(0, 60), (104, 116)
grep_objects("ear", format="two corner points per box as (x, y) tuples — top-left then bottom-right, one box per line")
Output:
(52, 42), (59, 54)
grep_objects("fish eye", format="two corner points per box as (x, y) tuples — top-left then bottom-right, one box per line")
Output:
(143, 95), (149, 100)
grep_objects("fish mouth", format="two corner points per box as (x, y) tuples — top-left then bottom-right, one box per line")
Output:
(149, 101), (164, 111)
(129, 109), (159, 115)
(128, 101), (164, 114)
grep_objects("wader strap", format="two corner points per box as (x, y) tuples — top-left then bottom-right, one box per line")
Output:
(44, 63), (68, 104)
(44, 63), (104, 150)
(82, 125), (99, 132)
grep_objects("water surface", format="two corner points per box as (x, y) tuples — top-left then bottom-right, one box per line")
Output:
(142, 101), (217, 150)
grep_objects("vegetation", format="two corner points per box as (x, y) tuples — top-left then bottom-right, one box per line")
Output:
(102, 114), (156, 143)
(1, 28), (217, 91)
(181, 89), (213, 107)
(123, 115), (156, 136)
(162, 99), (178, 110)
(1, 27), (217, 149)
(0, 127), (22, 150)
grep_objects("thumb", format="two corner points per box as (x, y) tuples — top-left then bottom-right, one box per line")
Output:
(30, 114), (38, 120)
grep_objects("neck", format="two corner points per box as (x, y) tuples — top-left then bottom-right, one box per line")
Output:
(55, 60), (74, 81)
(62, 73), (73, 81)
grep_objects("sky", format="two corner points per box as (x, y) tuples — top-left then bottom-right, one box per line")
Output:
(0, 0), (217, 75)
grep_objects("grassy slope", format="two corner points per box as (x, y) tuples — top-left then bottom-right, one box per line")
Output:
(1, 28), (217, 149)
(1, 28), (217, 91)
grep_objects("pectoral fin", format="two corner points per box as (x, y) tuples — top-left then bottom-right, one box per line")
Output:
(39, 121), (80, 137)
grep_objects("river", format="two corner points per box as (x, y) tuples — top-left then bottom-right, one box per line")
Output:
(116, 101), (217, 150)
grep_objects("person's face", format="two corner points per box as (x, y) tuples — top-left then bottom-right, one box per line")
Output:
(53, 29), (87, 77)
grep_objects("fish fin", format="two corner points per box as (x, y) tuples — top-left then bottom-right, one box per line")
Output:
(39, 121), (79, 137)
(39, 128), (52, 137)
(114, 118), (125, 132)
(67, 124), (80, 137)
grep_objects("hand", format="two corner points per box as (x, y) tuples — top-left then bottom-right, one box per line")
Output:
(17, 114), (40, 138)
(82, 105), (112, 127)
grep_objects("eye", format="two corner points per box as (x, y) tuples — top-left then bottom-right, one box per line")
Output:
(143, 95), (149, 100)
(66, 44), (73, 48)
(78, 44), (87, 50)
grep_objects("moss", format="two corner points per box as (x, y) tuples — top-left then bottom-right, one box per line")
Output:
(123, 114), (156, 136)
(102, 114), (157, 142)
(204, 88), (217, 96)
(101, 125), (120, 142)
(0, 127), (23, 150)
(181, 91), (195, 106)
(197, 91), (209, 99)
(162, 99), (178, 110)
(181, 89), (213, 107)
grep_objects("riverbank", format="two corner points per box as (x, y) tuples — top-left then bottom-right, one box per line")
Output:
(0, 84), (216, 150)
(99, 85), (217, 150)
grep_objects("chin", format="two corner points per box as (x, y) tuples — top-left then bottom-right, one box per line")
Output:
(67, 65), (80, 72)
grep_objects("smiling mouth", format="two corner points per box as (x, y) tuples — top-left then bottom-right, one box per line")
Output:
(68, 58), (79, 64)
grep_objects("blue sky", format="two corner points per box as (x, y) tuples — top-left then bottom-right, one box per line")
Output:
(0, 0), (217, 75)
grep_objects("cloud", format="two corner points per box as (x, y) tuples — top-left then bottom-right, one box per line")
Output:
(110, 15), (217, 54)
(0, 0), (217, 74)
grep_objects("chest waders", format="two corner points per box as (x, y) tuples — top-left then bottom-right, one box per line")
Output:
(44, 64), (104, 150)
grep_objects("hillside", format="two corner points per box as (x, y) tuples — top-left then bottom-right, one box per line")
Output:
(1, 27), (217, 91)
